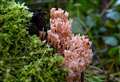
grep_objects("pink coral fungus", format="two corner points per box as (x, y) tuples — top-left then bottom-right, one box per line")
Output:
(48, 8), (72, 53)
(47, 8), (93, 82)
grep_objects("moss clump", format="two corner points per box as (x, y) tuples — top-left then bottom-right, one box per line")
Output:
(0, 0), (67, 82)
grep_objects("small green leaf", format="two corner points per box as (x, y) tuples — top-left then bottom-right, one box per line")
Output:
(115, 0), (120, 6)
(106, 10), (120, 21)
(103, 36), (118, 46)
(71, 17), (84, 34)
(99, 27), (107, 33)
(85, 16), (95, 27)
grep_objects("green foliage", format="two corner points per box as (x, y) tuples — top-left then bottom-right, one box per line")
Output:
(85, 71), (105, 82)
(65, 0), (120, 81)
(85, 66), (106, 82)
(0, 0), (67, 81)
(85, 74), (104, 82)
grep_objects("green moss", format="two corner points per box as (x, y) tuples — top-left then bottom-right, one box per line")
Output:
(0, 0), (67, 82)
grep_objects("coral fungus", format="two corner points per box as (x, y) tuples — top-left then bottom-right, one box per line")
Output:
(47, 8), (93, 82)
(48, 8), (72, 53)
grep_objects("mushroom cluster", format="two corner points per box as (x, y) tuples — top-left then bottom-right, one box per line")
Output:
(47, 8), (93, 82)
